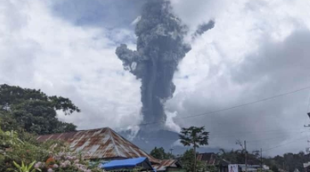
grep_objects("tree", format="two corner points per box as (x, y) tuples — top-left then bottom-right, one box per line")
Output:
(179, 126), (209, 172)
(0, 84), (80, 134)
(150, 147), (165, 159)
(150, 147), (175, 160)
(0, 112), (21, 132)
(181, 149), (205, 172)
(271, 165), (279, 172)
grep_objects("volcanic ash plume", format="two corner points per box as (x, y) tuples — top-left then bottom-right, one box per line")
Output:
(115, 0), (191, 128)
(192, 20), (215, 39)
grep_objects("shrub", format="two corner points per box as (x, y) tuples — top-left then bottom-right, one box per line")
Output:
(33, 151), (101, 172)
(0, 128), (50, 171)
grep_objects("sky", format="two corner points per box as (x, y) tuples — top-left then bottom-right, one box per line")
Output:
(1, 0), (310, 156)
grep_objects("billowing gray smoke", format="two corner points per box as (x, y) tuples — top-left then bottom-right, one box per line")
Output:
(116, 0), (212, 129)
(193, 20), (215, 38)
(115, 0), (190, 127)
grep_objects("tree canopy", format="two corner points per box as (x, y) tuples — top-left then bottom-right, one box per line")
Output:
(150, 147), (175, 160)
(179, 126), (209, 149)
(180, 149), (205, 172)
(218, 148), (261, 165)
(0, 84), (80, 135)
(264, 152), (310, 172)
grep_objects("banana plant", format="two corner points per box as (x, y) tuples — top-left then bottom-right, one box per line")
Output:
(13, 161), (40, 172)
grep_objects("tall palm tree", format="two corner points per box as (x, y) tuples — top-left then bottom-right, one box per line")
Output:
(179, 126), (209, 172)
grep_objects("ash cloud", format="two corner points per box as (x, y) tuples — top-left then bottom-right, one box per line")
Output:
(115, 0), (192, 128)
(192, 20), (215, 38)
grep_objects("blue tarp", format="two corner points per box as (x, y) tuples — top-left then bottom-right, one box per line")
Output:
(101, 157), (155, 171)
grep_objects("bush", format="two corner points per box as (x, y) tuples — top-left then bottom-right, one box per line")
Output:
(0, 128), (50, 171)
(32, 150), (102, 172)
(0, 127), (102, 172)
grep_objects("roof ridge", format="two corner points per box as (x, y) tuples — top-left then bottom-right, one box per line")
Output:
(109, 129), (160, 162)
(37, 130), (78, 137)
(108, 128), (161, 164)
(108, 128), (121, 157)
(77, 127), (110, 131)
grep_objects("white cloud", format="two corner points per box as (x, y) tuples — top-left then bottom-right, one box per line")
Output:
(165, 111), (181, 133)
(0, 0), (141, 130)
(167, 0), (310, 156)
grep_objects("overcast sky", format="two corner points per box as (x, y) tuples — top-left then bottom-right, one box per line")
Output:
(1, 0), (310, 156)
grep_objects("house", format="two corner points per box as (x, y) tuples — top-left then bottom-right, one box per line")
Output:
(196, 153), (230, 172)
(237, 164), (259, 172)
(304, 162), (310, 172)
(196, 153), (269, 172)
(37, 127), (181, 172)
(231, 164), (269, 172)
(153, 159), (184, 172)
(37, 127), (159, 163)
(196, 153), (217, 165)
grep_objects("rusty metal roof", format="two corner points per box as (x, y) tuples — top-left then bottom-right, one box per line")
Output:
(153, 159), (181, 171)
(37, 127), (159, 164)
(196, 153), (217, 165)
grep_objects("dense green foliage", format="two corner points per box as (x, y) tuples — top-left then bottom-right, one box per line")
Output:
(0, 126), (50, 171)
(0, 122), (101, 172)
(264, 152), (310, 172)
(180, 149), (205, 172)
(150, 147), (175, 160)
(179, 126), (209, 149)
(218, 149), (261, 165)
(0, 84), (80, 134)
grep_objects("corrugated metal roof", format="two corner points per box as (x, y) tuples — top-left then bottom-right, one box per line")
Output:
(196, 153), (217, 165)
(36, 127), (160, 164)
(153, 159), (180, 171)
